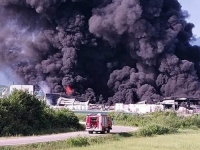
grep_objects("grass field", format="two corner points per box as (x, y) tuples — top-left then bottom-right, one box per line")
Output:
(66, 130), (200, 150)
(1, 111), (200, 149)
(2, 129), (200, 150)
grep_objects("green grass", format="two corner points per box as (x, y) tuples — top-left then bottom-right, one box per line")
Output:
(63, 130), (200, 150)
(0, 132), (133, 150)
(75, 114), (86, 122)
(76, 111), (200, 129)
(108, 111), (200, 129)
(1, 130), (200, 150)
(1, 112), (200, 149)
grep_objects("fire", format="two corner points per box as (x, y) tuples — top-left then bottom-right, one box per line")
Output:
(65, 85), (73, 95)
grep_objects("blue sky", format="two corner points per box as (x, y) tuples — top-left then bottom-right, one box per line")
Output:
(0, 0), (200, 86)
(179, 0), (200, 37)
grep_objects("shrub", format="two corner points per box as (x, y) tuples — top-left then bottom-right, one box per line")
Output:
(0, 89), (81, 136)
(108, 111), (200, 130)
(0, 89), (46, 135)
(49, 108), (80, 129)
(135, 124), (178, 137)
(76, 114), (87, 122)
(66, 137), (89, 147)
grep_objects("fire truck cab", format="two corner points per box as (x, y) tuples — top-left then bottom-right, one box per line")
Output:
(85, 113), (112, 134)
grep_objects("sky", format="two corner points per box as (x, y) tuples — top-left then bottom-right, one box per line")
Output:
(179, 0), (200, 37)
(0, 0), (200, 86)
(0, 68), (21, 85)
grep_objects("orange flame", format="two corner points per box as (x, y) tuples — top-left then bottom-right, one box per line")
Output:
(66, 85), (73, 95)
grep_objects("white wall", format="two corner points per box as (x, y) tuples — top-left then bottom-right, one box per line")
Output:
(115, 103), (124, 111)
(114, 103), (164, 114)
(65, 104), (89, 110)
(10, 85), (34, 95)
(129, 104), (164, 114)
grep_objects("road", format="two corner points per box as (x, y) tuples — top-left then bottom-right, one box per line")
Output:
(0, 125), (138, 146)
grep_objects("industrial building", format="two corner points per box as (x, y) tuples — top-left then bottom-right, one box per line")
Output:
(1, 84), (200, 114)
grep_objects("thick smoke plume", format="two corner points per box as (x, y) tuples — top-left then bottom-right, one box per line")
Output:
(0, 0), (200, 104)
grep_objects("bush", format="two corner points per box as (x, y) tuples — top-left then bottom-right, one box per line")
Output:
(76, 114), (87, 122)
(108, 111), (200, 130)
(0, 89), (46, 135)
(66, 137), (89, 147)
(135, 124), (178, 137)
(0, 89), (81, 136)
(180, 115), (200, 128)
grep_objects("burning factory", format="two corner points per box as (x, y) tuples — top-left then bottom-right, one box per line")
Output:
(0, 0), (200, 105)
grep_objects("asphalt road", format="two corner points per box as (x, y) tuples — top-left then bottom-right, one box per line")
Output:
(0, 125), (138, 146)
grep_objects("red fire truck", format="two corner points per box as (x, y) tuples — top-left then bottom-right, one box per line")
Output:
(85, 113), (113, 134)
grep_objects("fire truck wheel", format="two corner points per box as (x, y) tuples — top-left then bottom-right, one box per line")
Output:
(107, 130), (110, 133)
(101, 131), (105, 134)
(88, 131), (93, 134)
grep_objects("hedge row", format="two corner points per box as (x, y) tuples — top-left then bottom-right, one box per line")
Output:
(108, 111), (200, 129)
(0, 90), (81, 136)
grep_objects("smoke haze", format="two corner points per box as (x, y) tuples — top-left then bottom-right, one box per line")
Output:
(0, 0), (200, 104)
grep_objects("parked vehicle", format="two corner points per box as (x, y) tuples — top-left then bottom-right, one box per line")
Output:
(85, 113), (112, 134)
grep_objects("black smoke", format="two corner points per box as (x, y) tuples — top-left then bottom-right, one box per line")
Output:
(0, 0), (200, 104)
